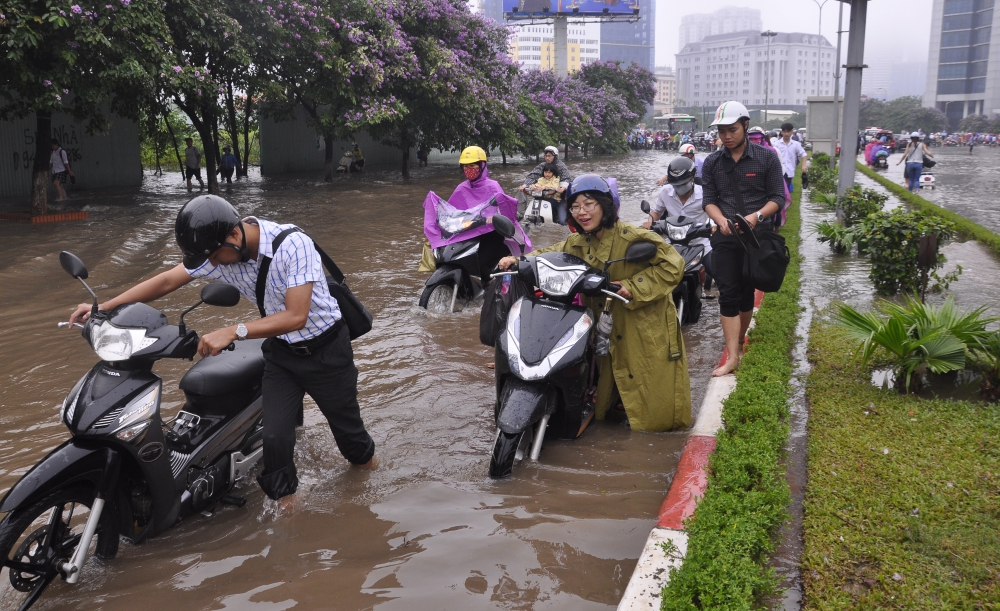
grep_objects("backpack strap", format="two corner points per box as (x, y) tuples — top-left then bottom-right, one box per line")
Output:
(254, 226), (346, 318)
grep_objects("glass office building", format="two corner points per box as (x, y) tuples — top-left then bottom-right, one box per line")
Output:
(599, 0), (655, 72)
(925, 0), (1000, 127)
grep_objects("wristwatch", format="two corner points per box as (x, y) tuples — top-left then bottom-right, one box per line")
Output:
(236, 323), (249, 341)
(755, 211), (764, 224)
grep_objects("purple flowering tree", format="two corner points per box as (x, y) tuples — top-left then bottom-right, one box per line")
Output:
(0, 0), (168, 214)
(247, 0), (409, 181)
(518, 69), (595, 158)
(368, 0), (519, 177)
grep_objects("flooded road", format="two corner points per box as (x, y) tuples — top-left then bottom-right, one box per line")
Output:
(0, 152), (722, 610)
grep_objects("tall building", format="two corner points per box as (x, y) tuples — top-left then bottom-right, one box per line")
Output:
(600, 0), (655, 71)
(654, 66), (677, 114)
(679, 7), (763, 49)
(509, 22), (602, 72)
(890, 62), (928, 99)
(924, 0), (1000, 127)
(676, 31), (835, 112)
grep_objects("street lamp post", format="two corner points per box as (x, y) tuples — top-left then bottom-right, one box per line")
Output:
(761, 30), (778, 127)
(810, 0), (829, 96)
(830, 0), (845, 171)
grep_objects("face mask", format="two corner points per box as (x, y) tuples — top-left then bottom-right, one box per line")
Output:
(674, 181), (695, 196)
(463, 164), (481, 182)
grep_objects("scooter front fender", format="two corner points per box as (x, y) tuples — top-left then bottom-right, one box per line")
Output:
(423, 265), (464, 288)
(497, 378), (553, 434)
(0, 439), (108, 514)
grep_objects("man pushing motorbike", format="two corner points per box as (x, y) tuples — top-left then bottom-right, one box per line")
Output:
(68, 195), (376, 506)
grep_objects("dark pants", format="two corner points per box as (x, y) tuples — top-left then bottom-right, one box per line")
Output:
(710, 232), (758, 317)
(478, 231), (512, 284)
(257, 325), (375, 500)
(221, 167), (235, 183)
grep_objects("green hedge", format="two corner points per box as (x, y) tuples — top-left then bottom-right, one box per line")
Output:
(660, 173), (801, 610)
(856, 162), (1000, 258)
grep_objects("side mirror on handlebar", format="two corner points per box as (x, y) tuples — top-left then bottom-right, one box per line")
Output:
(59, 251), (88, 279)
(624, 241), (658, 263)
(201, 283), (241, 307)
(491, 214), (516, 240)
(640, 200), (651, 215)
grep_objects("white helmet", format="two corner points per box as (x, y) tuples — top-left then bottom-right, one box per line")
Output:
(679, 143), (696, 155)
(544, 146), (559, 156)
(711, 101), (750, 126)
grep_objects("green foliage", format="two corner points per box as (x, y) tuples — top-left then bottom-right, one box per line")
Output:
(858, 162), (1000, 259)
(660, 172), (801, 610)
(833, 296), (990, 393)
(839, 186), (887, 226)
(814, 220), (861, 253)
(957, 113), (1000, 134)
(808, 155), (837, 194)
(859, 209), (956, 296)
(804, 323), (1000, 609)
(971, 331), (1000, 401)
(858, 96), (949, 133)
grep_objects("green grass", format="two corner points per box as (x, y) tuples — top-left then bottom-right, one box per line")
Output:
(803, 322), (1000, 609)
(661, 173), (802, 610)
(856, 162), (1000, 259)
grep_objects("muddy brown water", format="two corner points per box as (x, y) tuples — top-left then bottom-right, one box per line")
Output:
(0, 152), (723, 610)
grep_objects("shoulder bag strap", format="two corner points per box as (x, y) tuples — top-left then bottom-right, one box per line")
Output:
(255, 227), (303, 317)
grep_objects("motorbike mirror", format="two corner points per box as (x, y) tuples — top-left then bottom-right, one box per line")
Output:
(60, 251), (88, 279)
(491, 214), (516, 240)
(640, 200), (651, 214)
(624, 241), (658, 263)
(201, 283), (241, 307)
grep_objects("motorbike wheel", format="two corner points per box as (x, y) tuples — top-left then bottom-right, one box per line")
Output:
(424, 283), (461, 313)
(0, 487), (118, 610)
(489, 430), (528, 479)
(687, 282), (703, 325)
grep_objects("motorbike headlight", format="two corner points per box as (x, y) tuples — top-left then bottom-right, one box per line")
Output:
(89, 320), (155, 362)
(667, 223), (690, 241)
(536, 259), (587, 297)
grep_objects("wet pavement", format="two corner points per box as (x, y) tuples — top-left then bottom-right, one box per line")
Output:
(0, 151), (724, 610)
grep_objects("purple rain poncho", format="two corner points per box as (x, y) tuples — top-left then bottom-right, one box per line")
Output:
(423, 163), (531, 252)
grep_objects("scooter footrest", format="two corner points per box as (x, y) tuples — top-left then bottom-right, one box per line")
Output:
(220, 495), (246, 507)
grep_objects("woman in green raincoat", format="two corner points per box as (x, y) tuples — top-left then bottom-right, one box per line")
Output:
(498, 174), (691, 431)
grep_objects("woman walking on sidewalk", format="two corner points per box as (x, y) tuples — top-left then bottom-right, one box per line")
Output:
(897, 132), (933, 193)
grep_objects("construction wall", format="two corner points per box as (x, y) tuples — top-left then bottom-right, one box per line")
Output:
(0, 109), (141, 198)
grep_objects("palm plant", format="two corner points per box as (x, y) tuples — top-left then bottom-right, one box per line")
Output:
(834, 299), (981, 394)
(814, 220), (859, 254)
(881, 295), (995, 352)
(973, 331), (1000, 402)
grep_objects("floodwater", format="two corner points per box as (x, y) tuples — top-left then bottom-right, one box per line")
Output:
(864, 146), (1000, 234)
(772, 164), (1000, 610)
(0, 151), (723, 610)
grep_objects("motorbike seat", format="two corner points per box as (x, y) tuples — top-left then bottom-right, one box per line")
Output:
(179, 339), (265, 397)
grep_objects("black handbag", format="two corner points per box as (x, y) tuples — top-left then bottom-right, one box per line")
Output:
(724, 162), (791, 293)
(922, 152), (936, 168)
(479, 272), (529, 347)
(256, 227), (373, 340)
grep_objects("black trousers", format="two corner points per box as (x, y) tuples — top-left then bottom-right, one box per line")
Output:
(710, 232), (757, 317)
(257, 326), (375, 500)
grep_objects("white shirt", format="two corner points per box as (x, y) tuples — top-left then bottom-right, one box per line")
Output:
(50, 148), (69, 173)
(185, 217), (341, 343)
(771, 138), (807, 178)
(652, 184), (711, 254)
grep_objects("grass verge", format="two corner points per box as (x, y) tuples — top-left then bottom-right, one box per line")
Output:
(802, 322), (1000, 609)
(661, 175), (802, 610)
(856, 162), (1000, 258)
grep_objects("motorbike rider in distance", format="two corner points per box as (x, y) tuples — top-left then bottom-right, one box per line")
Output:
(644, 156), (714, 282)
(516, 146), (573, 219)
(68, 195), (377, 505)
(498, 175), (692, 431)
(658, 143), (703, 185)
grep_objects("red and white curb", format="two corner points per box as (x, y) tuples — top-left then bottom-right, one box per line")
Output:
(617, 290), (764, 610)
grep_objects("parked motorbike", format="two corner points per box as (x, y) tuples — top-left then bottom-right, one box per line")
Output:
(640, 200), (711, 325)
(419, 197), (525, 313)
(336, 151), (354, 173)
(0, 252), (265, 611)
(486, 216), (658, 478)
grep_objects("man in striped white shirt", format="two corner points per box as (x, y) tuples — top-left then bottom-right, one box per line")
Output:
(69, 195), (376, 504)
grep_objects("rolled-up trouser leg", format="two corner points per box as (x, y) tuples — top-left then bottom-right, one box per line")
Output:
(710, 234), (755, 317)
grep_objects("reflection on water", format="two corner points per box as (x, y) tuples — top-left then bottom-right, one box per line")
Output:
(0, 151), (722, 610)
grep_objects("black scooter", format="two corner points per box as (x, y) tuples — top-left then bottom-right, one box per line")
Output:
(640, 200), (712, 325)
(486, 216), (657, 478)
(0, 253), (265, 611)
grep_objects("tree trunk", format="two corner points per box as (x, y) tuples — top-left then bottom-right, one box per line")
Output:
(241, 91), (253, 177)
(211, 115), (221, 169)
(501, 150), (507, 165)
(30, 110), (52, 216)
(401, 147), (410, 178)
(224, 80), (244, 178)
(563, 143), (569, 160)
(324, 135), (335, 182)
(164, 115), (184, 180)
(194, 107), (220, 194)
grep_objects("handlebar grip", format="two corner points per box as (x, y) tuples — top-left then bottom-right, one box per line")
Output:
(224, 342), (236, 351)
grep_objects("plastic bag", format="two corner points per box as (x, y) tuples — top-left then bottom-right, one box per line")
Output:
(480, 273), (528, 347)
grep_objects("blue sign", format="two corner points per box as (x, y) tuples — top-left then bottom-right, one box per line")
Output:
(504, 0), (640, 17)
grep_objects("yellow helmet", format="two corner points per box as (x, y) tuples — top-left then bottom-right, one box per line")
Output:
(459, 146), (487, 164)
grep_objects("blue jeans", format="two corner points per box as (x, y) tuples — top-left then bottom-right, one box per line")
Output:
(905, 162), (923, 191)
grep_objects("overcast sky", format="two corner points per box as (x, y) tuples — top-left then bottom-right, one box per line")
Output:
(655, 0), (934, 68)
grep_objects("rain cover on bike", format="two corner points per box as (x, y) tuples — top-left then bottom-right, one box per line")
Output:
(423, 195), (531, 252)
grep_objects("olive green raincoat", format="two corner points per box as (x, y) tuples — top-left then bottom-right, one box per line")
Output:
(532, 221), (692, 431)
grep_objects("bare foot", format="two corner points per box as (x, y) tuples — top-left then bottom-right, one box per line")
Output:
(278, 494), (296, 515)
(353, 455), (379, 470)
(712, 357), (739, 377)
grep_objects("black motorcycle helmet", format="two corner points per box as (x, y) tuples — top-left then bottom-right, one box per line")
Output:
(175, 195), (243, 269)
(565, 174), (618, 235)
(666, 157), (697, 195)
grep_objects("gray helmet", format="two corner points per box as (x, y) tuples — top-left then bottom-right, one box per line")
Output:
(666, 157), (697, 195)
